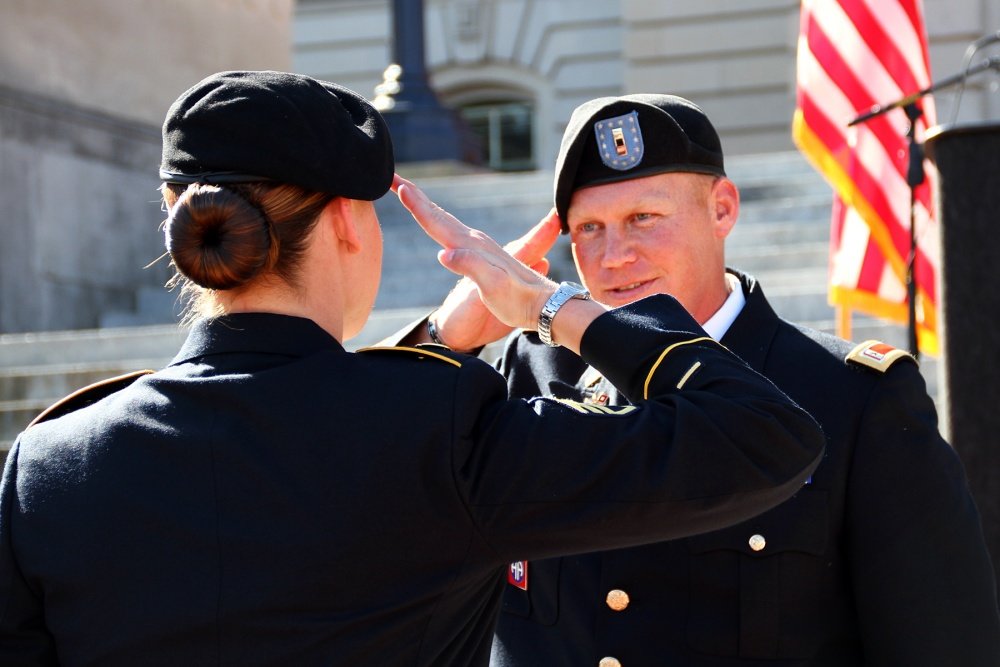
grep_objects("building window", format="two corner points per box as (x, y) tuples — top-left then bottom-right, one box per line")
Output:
(459, 101), (534, 171)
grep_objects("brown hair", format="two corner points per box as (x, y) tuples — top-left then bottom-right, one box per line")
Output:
(161, 182), (332, 319)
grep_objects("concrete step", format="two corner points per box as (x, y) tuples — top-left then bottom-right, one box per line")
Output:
(350, 307), (431, 348)
(0, 308), (432, 448)
(0, 324), (187, 369)
(0, 359), (166, 403)
(727, 240), (829, 273)
(2, 398), (50, 442)
(728, 217), (829, 248)
(100, 287), (182, 328)
(0, 310), (428, 379)
(393, 169), (555, 209)
(737, 195), (833, 227)
(749, 266), (828, 291)
(762, 290), (835, 323)
(726, 151), (829, 188)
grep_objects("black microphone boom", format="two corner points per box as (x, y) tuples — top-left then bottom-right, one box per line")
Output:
(848, 55), (1000, 127)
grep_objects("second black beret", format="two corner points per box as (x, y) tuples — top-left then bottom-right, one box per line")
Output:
(554, 94), (726, 231)
(159, 70), (394, 200)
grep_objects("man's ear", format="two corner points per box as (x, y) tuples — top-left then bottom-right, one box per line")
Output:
(326, 197), (363, 254)
(711, 177), (740, 239)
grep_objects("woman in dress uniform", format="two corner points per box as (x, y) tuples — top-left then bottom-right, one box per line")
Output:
(0, 70), (823, 667)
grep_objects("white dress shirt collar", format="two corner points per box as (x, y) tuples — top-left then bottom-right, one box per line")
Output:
(701, 272), (745, 341)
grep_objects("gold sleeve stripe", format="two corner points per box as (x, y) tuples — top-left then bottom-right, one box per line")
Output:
(676, 361), (702, 390)
(643, 337), (715, 399)
(355, 345), (463, 368)
(554, 398), (591, 414)
(553, 398), (637, 415)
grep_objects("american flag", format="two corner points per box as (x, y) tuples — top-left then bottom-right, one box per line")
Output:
(793, 0), (939, 354)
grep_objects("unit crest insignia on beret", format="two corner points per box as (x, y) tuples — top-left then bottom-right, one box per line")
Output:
(845, 340), (916, 372)
(595, 111), (644, 170)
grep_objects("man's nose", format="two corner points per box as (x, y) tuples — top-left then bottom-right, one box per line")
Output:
(600, 229), (637, 268)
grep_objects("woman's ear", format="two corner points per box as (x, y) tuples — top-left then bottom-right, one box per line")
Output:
(325, 197), (363, 254)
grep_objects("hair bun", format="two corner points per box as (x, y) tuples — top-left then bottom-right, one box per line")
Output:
(165, 184), (277, 290)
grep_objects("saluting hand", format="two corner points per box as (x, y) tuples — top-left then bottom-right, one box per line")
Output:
(393, 175), (593, 341)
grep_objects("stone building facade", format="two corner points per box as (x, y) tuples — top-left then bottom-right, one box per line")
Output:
(0, 0), (294, 333)
(294, 0), (999, 172)
(1, 0), (997, 333)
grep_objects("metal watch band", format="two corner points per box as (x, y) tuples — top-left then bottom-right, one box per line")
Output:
(537, 282), (591, 347)
(426, 315), (447, 346)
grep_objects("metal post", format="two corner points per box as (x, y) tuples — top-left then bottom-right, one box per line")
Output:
(903, 103), (924, 360)
(382, 0), (465, 164)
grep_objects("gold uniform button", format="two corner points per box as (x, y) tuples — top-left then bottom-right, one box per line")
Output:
(605, 588), (630, 611)
(749, 533), (766, 552)
(599, 658), (622, 667)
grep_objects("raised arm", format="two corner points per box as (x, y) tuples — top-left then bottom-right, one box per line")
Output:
(393, 175), (598, 353)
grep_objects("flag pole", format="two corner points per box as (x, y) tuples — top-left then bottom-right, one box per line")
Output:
(903, 103), (924, 360)
(836, 305), (852, 342)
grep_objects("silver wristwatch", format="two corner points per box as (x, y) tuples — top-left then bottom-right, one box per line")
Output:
(537, 281), (591, 347)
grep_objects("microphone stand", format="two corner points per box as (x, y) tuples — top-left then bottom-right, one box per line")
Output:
(847, 55), (1000, 359)
(848, 56), (999, 127)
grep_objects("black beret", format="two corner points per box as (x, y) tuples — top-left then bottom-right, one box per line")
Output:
(160, 70), (394, 200)
(554, 94), (725, 231)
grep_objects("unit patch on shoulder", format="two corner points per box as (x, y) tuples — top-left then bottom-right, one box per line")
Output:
(28, 369), (154, 429)
(845, 340), (916, 373)
(356, 345), (464, 368)
(508, 560), (528, 590)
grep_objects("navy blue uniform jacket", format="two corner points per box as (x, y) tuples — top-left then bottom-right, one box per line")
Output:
(491, 273), (1000, 666)
(0, 297), (823, 666)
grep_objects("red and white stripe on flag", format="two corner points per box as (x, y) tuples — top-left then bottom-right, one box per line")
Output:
(793, 0), (939, 354)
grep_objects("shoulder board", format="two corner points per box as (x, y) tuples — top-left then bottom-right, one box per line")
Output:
(845, 340), (917, 373)
(27, 369), (154, 429)
(355, 344), (464, 368)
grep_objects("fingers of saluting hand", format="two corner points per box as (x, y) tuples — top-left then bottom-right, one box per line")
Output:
(392, 174), (554, 330)
(393, 174), (483, 251)
(394, 174), (525, 274)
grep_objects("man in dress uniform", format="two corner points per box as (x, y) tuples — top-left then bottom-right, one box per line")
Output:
(410, 94), (1000, 665)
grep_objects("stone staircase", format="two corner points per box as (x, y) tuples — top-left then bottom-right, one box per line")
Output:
(0, 151), (938, 464)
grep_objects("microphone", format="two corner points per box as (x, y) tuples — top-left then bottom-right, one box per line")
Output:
(971, 30), (1000, 50)
(951, 30), (1000, 125)
(848, 33), (1000, 128)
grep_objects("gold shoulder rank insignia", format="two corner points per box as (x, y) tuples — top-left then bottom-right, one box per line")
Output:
(845, 340), (916, 373)
(356, 345), (463, 368)
(28, 369), (154, 429)
(553, 397), (637, 416)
